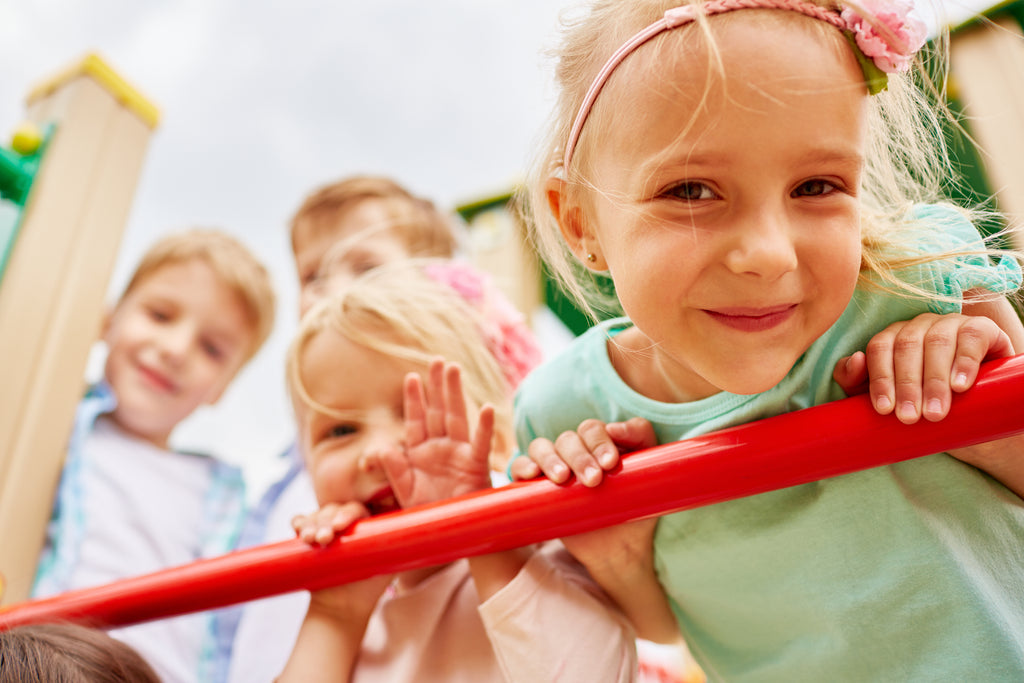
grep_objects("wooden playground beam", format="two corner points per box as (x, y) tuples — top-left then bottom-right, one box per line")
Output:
(0, 54), (158, 604)
(1, 354), (1023, 631)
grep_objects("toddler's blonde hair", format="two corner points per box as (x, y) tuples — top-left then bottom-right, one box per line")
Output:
(520, 0), (1022, 320)
(122, 228), (276, 362)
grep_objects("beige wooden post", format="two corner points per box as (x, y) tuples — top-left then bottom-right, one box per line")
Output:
(0, 54), (158, 603)
(468, 208), (542, 323)
(950, 17), (1024, 247)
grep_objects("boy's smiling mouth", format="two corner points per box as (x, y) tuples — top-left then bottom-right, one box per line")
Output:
(135, 362), (178, 394)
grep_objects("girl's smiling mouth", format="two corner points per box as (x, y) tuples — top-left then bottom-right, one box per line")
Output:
(702, 304), (798, 332)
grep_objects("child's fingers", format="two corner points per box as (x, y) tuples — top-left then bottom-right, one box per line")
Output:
(508, 453), (542, 481)
(404, 372), (428, 446)
(832, 351), (869, 397)
(293, 502), (369, 547)
(318, 502), (370, 545)
(918, 315), (960, 422)
(605, 417), (658, 453)
(948, 317), (1015, 393)
(553, 422), (609, 487)
(577, 418), (620, 470)
(863, 328), (898, 416)
(291, 505), (334, 545)
(424, 358), (447, 439)
(471, 403), (495, 465)
(867, 318), (927, 423)
(919, 315), (1012, 422)
(443, 362), (470, 444)
(526, 437), (572, 484)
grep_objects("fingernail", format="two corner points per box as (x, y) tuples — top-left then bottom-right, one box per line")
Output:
(598, 447), (617, 469)
(897, 401), (917, 422)
(584, 466), (601, 486)
(953, 372), (968, 390)
(926, 398), (942, 417)
(875, 395), (891, 411)
(552, 463), (568, 479)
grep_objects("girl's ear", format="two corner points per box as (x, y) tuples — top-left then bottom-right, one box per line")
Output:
(545, 177), (606, 270)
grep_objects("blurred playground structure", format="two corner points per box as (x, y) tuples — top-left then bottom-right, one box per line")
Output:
(0, 0), (1022, 627)
(0, 54), (158, 604)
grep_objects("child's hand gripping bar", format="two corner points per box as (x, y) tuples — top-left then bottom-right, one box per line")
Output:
(2, 355), (1023, 630)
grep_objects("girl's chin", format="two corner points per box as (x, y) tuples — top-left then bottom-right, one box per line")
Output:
(715, 364), (794, 396)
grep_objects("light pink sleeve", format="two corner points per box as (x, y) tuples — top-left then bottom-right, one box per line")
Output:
(478, 541), (639, 682)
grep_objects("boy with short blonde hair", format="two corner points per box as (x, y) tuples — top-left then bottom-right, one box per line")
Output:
(34, 228), (275, 683)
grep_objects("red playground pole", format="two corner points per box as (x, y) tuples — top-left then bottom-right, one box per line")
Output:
(2, 355), (1023, 631)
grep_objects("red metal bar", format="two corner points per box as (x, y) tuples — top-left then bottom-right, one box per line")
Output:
(3, 355), (1023, 631)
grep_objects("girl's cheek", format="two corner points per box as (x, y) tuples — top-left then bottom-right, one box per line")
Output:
(311, 452), (357, 505)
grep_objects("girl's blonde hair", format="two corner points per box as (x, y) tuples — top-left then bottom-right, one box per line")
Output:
(286, 259), (539, 465)
(123, 228), (276, 362)
(519, 0), (1022, 320)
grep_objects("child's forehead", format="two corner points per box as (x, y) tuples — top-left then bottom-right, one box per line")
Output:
(582, 12), (862, 169)
(124, 259), (257, 329)
(614, 10), (848, 88)
(297, 196), (408, 238)
(295, 327), (423, 410)
(126, 257), (213, 295)
(294, 215), (413, 265)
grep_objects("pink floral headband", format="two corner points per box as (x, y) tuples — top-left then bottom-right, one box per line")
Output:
(423, 261), (543, 391)
(563, 0), (928, 169)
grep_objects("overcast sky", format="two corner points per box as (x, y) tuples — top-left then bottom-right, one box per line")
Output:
(0, 0), (1002, 491)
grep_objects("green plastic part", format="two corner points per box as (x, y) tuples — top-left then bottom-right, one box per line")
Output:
(0, 124), (53, 287)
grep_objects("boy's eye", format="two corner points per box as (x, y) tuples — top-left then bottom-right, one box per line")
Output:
(148, 307), (171, 322)
(668, 182), (716, 201)
(200, 339), (224, 360)
(793, 179), (836, 197)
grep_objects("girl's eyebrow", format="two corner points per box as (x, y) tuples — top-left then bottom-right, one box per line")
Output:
(791, 147), (864, 166)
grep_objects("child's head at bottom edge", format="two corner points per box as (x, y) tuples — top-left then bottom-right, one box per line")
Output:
(286, 258), (542, 507)
(102, 228), (276, 448)
(0, 622), (161, 683)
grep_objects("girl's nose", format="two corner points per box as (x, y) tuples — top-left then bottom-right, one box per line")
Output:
(358, 426), (404, 472)
(356, 450), (381, 474)
(723, 210), (799, 279)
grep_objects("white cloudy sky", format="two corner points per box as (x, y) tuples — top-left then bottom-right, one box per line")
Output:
(0, 0), (1001, 491)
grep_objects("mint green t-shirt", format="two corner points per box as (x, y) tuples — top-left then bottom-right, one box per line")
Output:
(514, 205), (1024, 680)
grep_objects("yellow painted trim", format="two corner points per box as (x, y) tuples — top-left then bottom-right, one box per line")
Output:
(26, 53), (160, 129)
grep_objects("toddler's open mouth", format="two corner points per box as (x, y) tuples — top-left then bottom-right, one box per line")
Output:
(365, 487), (399, 516)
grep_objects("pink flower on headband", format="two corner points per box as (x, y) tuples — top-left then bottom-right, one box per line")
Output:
(424, 261), (543, 391)
(842, 0), (927, 73)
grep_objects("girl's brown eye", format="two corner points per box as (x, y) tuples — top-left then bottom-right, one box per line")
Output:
(328, 424), (357, 438)
(669, 182), (714, 201)
(793, 179), (835, 197)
